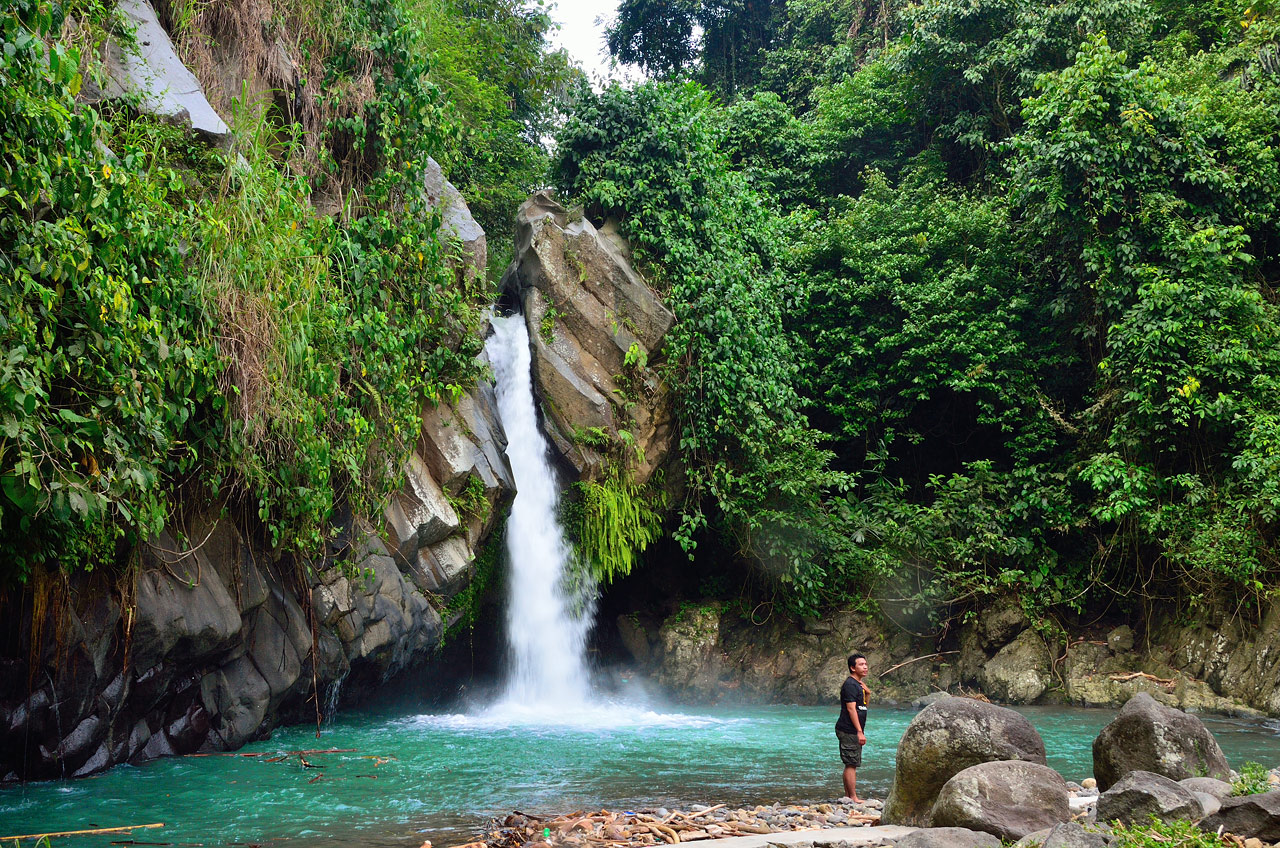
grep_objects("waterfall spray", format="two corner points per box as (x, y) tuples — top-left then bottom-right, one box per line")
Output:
(486, 313), (597, 710)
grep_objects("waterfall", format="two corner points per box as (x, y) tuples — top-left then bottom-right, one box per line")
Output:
(486, 313), (597, 711)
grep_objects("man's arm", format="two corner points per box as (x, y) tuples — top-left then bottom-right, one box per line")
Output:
(844, 701), (865, 740)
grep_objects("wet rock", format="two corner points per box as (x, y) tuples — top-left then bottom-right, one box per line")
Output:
(132, 548), (243, 669)
(894, 827), (1000, 848)
(1092, 693), (1230, 790)
(929, 760), (1071, 840)
(1095, 770), (1203, 826)
(882, 697), (1047, 827)
(1199, 790), (1280, 842)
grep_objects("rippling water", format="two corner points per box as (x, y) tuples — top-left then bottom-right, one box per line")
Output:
(4, 700), (1280, 848)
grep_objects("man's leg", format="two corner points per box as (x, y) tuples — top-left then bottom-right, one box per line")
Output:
(842, 765), (857, 801)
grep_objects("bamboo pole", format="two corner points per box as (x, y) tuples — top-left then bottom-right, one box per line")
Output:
(2, 823), (164, 840)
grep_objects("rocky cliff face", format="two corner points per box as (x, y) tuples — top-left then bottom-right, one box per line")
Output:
(0, 3), (683, 781)
(501, 193), (676, 485)
(0, 364), (512, 780)
(618, 598), (1280, 717)
(0, 2), (512, 780)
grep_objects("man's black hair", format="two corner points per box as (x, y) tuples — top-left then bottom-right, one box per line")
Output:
(848, 652), (866, 670)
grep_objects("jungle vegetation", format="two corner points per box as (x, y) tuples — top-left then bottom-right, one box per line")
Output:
(577, 0), (1280, 621)
(4, 0), (1280, 628)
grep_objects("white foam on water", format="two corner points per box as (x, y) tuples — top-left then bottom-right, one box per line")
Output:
(485, 314), (597, 714)
(405, 702), (740, 734)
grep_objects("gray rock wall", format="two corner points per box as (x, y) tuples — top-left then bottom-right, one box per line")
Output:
(0, 363), (512, 781)
(619, 598), (1280, 717)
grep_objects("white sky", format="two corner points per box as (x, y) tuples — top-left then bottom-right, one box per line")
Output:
(546, 0), (644, 86)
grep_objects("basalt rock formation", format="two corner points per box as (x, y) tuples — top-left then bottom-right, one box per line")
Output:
(616, 593), (1280, 719)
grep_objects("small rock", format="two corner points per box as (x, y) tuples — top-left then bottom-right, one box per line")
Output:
(1081, 778), (1097, 790)
(1244, 839), (1264, 848)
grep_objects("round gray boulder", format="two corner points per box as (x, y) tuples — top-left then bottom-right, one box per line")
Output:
(883, 697), (1048, 827)
(894, 827), (1001, 848)
(1092, 692), (1229, 790)
(1095, 769), (1204, 826)
(1199, 790), (1280, 842)
(930, 760), (1071, 840)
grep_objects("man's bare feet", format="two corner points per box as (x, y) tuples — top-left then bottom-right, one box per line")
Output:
(839, 795), (865, 804)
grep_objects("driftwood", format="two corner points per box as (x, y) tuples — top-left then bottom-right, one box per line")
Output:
(878, 651), (960, 678)
(2, 823), (164, 840)
(1109, 671), (1176, 690)
(185, 747), (358, 758)
(453, 805), (881, 848)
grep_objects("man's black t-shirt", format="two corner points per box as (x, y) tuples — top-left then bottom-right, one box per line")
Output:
(835, 676), (868, 734)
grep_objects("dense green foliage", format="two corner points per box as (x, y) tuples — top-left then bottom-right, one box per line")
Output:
(553, 82), (846, 597)
(577, 0), (1280, 618)
(0, 0), (563, 582)
(7, 0), (1280, 634)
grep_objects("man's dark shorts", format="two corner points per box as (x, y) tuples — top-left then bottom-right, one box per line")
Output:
(836, 729), (863, 767)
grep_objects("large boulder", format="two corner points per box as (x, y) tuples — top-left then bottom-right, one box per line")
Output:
(1092, 692), (1230, 790)
(85, 0), (230, 143)
(982, 629), (1054, 704)
(502, 192), (675, 483)
(1095, 770), (1204, 826)
(894, 827), (1000, 848)
(424, 157), (487, 280)
(930, 760), (1071, 840)
(1199, 791), (1280, 842)
(882, 696), (1048, 827)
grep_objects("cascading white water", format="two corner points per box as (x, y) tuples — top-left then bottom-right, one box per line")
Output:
(486, 313), (597, 711)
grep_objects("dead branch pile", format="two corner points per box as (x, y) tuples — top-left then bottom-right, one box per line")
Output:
(446, 803), (881, 848)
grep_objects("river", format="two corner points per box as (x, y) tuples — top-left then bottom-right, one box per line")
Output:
(4, 700), (1280, 847)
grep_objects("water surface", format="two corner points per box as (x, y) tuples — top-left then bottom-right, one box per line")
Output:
(4, 701), (1280, 848)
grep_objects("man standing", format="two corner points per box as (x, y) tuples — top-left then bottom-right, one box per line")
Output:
(835, 652), (870, 803)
